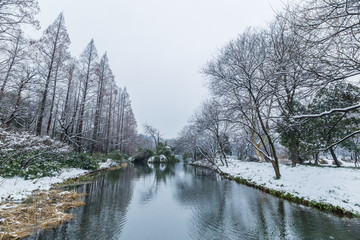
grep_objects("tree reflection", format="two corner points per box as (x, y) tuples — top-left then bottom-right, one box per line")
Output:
(27, 168), (136, 240)
(174, 165), (360, 240)
(26, 163), (360, 240)
(134, 162), (176, 204)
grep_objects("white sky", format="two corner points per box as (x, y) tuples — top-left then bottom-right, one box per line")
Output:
(29, 0), (285, 139)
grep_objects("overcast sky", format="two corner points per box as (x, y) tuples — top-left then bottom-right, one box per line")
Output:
(29, 0), (285, 139)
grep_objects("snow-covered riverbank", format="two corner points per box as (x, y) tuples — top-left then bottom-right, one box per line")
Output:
(0, 159), (115, 203)
(192, 159), (360, 216)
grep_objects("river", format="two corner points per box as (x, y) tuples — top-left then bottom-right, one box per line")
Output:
(27, 161), (360, 240)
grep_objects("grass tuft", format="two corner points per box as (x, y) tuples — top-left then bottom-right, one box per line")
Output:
(0, 190), (85, 239)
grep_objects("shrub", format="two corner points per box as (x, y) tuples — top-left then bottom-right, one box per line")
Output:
(0, 151), (102, 179)
(107, 150), (123, 163)
(319, 159), (329, 164)
(133, 148), (154, 163)
(0, 151), (64, 179)
(64, 152), (99, 170)
(182, 152), (192, 160)
(332, 160), (342, 166)
(156, 142), (179, 162)
(92, 152), (107, 162)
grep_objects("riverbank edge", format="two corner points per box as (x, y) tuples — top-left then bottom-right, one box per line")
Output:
(0, 162), (129, 240)
(189, 162), (359, 219)
(52, 162), (129, 188)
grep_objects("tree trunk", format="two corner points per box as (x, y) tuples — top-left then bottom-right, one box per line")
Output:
(60, 65), (74, 141)
(36, 74), (51, 135)
(91, 76), (104, 153)
(329, 147), (341, 167)
(76, 40), (97, 151)
(46, 60), (60, 135)
(0, 33), (21, 101)
(194, 147), (197, 161)
(217, 133), (228, 167)
(69, 88), (80, 143)
(119, 93), (125, 152)
(105, 89), (113, 154)
(271, 160), (281, 179)
(314, 152), (319, 165)
(36, 15), (63, 136)
(5, 84), (23, 126)
(51, 98), (60, 138)
(76, 89), (87, 151)
(289, 134), (300, 167)
(354, 152), (358, 167)
(256, 105), (281, 179)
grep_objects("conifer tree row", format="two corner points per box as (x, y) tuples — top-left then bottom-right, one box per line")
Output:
(0, 8), (138, 154)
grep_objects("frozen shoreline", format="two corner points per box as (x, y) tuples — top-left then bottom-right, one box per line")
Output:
(0, 159), (115, 204)
(191, 159), (360, 216)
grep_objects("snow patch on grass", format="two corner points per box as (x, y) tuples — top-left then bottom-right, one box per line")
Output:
(99, 159), (116, 169)
(0, 157), (122, 204)
(193, 158), (360, 215)
(0, 168), (86, 203)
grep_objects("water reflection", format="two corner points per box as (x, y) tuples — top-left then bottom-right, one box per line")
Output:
(28, 168), (136, 240)
(27, 162), (360, 240)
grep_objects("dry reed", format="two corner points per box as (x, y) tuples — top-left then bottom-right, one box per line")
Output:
(0, 190), (85, 240)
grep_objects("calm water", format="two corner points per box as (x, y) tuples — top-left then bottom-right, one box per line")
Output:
(27, 162), (360, 240)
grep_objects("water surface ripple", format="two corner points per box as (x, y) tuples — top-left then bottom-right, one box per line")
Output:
(27, 162), (360, 240)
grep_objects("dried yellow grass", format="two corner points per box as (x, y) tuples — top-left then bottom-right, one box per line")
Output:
(108, 162), (128, 171)
(0, 190), (86, 240)
(0, 162), (128, 239)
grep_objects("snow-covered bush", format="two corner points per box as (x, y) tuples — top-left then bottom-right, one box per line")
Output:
(133, 142), (179, 164)
(0, 151), (100, 179)
(0, 151), (64, 179)
(133, 148), (154, 163)
(106, 150), (124, 163)
(0, 128), (101, 179)
(0, 127), (71, 153)
(156, 142), (179, 162)
(148, 155), (167, 163)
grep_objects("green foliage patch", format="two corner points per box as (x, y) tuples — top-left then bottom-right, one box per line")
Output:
(155, 142), (179, 162)
(133, 142), (179, 164)
(64, 152), (99, 170)
(0, 151), (100, 179)
(106, 150), (123, 163)
(133, 148), (154, 163)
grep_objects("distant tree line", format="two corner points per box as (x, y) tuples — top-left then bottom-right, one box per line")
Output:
(177, 0), (360, 178)
(0, 2), (137, 154)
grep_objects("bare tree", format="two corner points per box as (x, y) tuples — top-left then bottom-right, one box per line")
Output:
(35, 13), (70, 136)
(76, 39), (98, 150)
(0, 7), (139, 155)
(0, 31), (24, 101)
(144, 124), (161, 154)
(204, 28), (281, 179)
(0, 0), (39, 42)
(117, 88), (137, 154)
(193, 99), (231, 167)
(283, 0), (360, 153)
(176, 125), (199, 161)
(267, 15), (318, 166)
(59, 60), (77, 141)
(91, 53), (113, 153)
(4, 65), (37, 126)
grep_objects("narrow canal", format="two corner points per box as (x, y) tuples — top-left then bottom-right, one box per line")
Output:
(27, 162), (360, 240)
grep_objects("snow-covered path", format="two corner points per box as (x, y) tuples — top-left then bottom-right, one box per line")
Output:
(193, 159), (360, 215)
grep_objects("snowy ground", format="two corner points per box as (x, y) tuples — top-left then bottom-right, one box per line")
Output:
(192, 158), (360, 215)
(0, 159), (116, 204)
